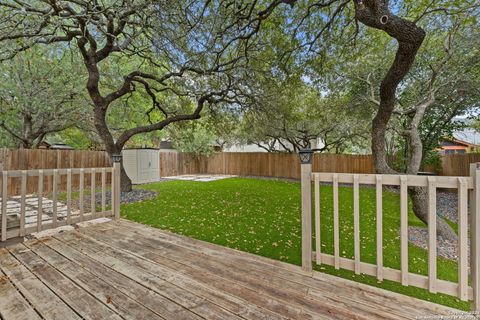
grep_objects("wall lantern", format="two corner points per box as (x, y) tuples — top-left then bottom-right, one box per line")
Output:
(299, 149), (314, 164)
(112, 154), (123, 163)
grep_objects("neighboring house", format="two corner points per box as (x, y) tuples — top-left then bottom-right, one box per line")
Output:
(38, 141), (74, 150)
(438, 138), (477, 154)
(437, 118), (480, 154)
(159, 139), (222, 152)
(223, 143), (269, 152)
(224, 138), (325, 153)
(159, 140), (175, 150)
(453, 127), (480, 148)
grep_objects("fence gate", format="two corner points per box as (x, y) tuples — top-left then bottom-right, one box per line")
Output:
(300, 155), (480, 311)
(0, 163), (120, 242)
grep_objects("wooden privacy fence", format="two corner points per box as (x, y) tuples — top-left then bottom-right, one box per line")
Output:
(0, 149), (111, 194)
(441, 153), (480, 176)
(300, 161), (480, 311)
(160, 151), (375, 178)
(160, 151), (480, 179)
(0, 163), (121, 242)
(2, 149), (480, 185)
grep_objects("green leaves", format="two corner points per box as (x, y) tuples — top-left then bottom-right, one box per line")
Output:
(0, 46), (89, 148)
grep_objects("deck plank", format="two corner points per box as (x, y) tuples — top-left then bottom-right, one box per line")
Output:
(7, 243), (123, 320)
(42, 236), (224, 320)
(44, 235), (285, 320)
(0, 248), (81, 320)
(56, 230), (310, 320)
(0, 261), (41, 320)
(0, 220), (467, 320)
(75, 225), (399, 320)
(109, 221), (432, 317)
(82, 224), (384, 318)
(23, 240), (166, 320)
(118, 219), (457, 316)
(53, 233), (254, 320)
(87, 223), (421, 319)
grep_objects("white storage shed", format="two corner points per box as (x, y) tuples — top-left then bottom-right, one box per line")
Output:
(122, 149), (160, 184)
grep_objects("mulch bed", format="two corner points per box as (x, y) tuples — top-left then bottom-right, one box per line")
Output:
(408, 226), (464, 261)
(72, 189), (158, 212)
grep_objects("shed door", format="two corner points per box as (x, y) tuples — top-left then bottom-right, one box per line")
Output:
(138, 150), (159, 183)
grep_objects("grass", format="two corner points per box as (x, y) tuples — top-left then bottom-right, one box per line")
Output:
(120, 177), (469, 310)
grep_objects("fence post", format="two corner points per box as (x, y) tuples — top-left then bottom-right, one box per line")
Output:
(1, 171), (7, 242)
(299, 149), (313, 273)
(470, 163), (480, 311)
(112, 157), (121, 220)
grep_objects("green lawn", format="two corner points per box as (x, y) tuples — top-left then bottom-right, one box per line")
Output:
(121, 177), (468, 310)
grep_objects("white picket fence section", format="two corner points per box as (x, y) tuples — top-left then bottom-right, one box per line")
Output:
(0, 163), (121, 242)
(300, 162), (480, 311)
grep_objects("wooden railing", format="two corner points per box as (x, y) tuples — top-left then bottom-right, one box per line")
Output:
(300, 162), (480, 311)
(0, 163), (120, 242)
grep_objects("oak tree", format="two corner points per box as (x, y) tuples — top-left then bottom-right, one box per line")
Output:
(0, 0), (293, 191)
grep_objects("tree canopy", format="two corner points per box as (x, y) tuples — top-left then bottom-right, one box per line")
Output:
(0, 0), (294, 190)
(0, 46), (89, 148)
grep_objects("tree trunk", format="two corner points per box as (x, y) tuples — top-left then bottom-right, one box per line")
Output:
(90, 99), (133, 193)
(119, 163), (132, 193)
(104, 146), (133, 193)
(409, 186), (458, 242)
(20, 140), (32, 149)
(355, 1), (457, 242)
(406, 102), (457, 241)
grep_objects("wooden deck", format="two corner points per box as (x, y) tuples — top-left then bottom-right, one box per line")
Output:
(0, 220), (466, 320)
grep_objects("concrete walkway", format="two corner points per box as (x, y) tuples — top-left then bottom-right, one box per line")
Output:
(162, 174), (236, 182)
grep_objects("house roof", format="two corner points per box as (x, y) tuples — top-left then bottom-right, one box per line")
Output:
(40, 141), (74, 150)
(49, 143), (74, 150)
(442, 136), (479, 148)
(453, 130), (480, 146)
(159, 141), (175, 149)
